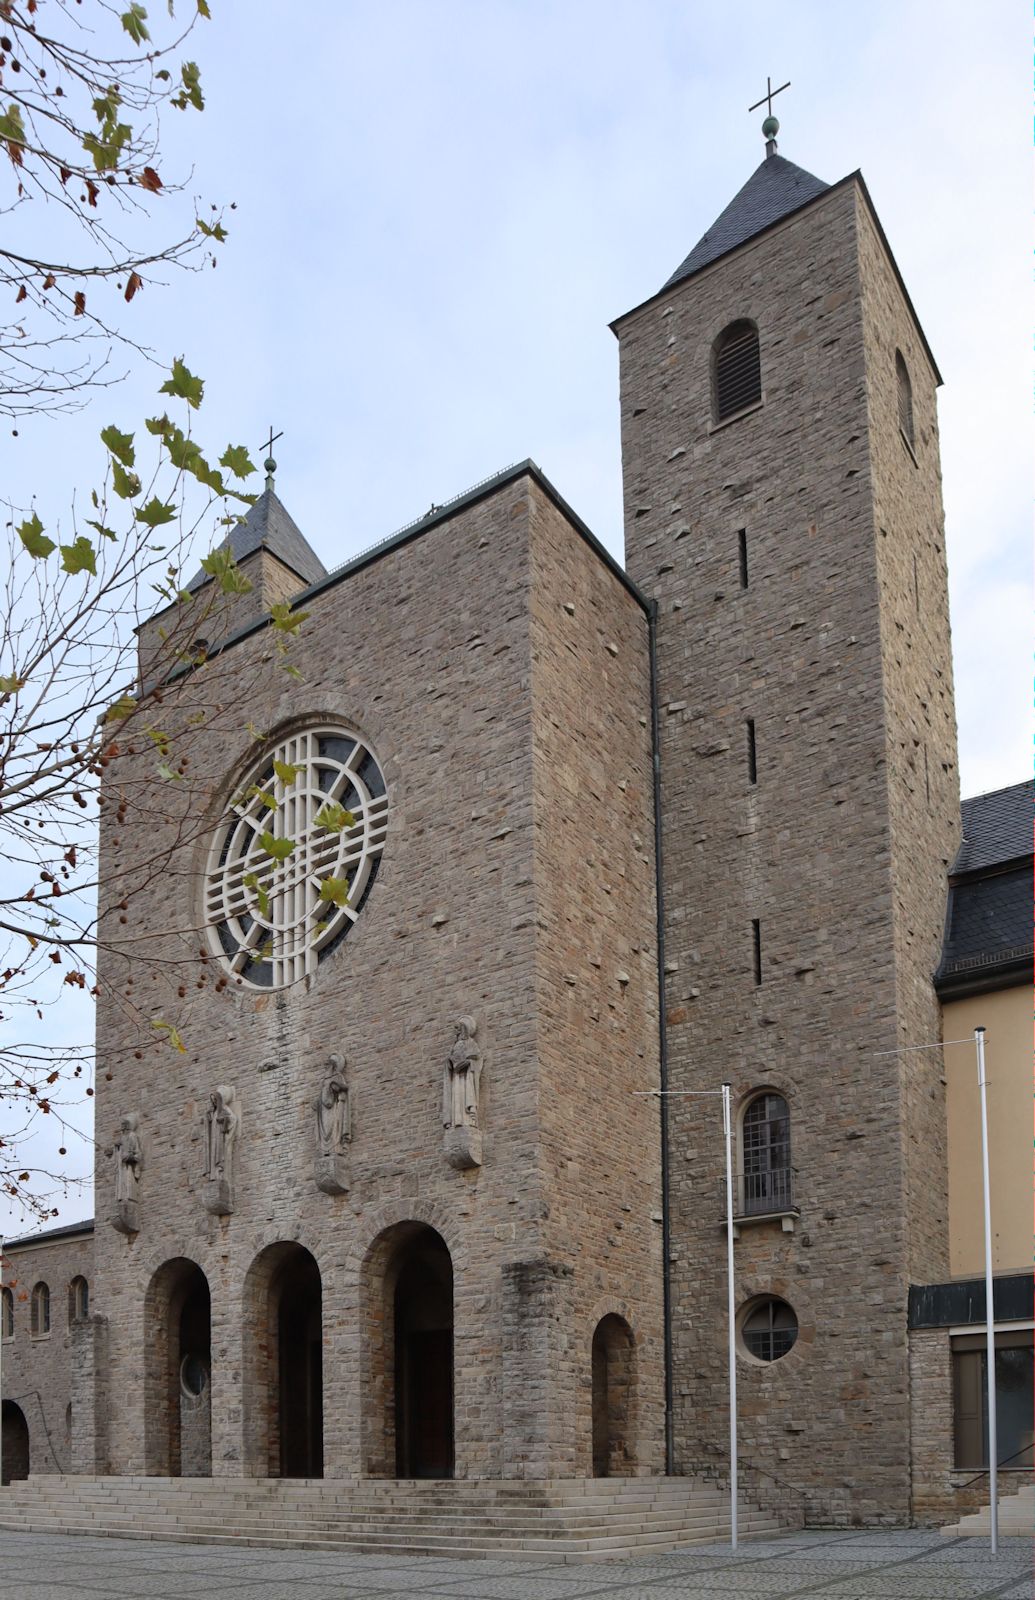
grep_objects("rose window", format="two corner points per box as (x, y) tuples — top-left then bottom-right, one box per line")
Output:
(205, 727), (387, 989)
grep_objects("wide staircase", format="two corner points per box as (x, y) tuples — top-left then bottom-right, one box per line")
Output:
(941, 1480), (1035, 1539)
(0, 1473), (789, 1560)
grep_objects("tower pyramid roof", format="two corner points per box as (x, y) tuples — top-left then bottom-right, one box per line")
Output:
(187, 486), (327, 593)
(663, 149), (829, 290)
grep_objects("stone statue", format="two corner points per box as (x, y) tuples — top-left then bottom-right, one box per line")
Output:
(203, 1085), (238, 1215)
(442, 1015), (483, 1170)
(314, 1055), (351, 1195)
(111, 1112), (143, 1234)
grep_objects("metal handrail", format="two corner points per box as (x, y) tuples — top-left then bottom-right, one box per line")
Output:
(954, 1442), (1034, 1489)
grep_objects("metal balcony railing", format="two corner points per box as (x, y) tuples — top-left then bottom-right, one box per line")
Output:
(724, 1166), (795, 1218)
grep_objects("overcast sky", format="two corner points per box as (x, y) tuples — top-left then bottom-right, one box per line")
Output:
(0, 0), (1027, 1231)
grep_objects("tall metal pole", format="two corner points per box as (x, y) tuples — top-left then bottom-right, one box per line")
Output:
(722, 1083), (738, 1550)
(975, 1028), (997, 1554)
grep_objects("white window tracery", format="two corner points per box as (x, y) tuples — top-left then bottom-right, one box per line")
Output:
(205, 726), (388, 990)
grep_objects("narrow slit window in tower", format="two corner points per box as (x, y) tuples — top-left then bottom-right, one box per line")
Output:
(896, 350), (915, 450)
(752, 920), (762, 986)
(746, 719), (757, 785)
(738, 529), (749, 589)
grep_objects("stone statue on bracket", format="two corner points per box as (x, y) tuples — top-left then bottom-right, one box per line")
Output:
(442, 1015), (483, 1170)
(111, 1112), (143, 1234)
(314, 1054), (351, 1195)
(203, 1085), (239, 1215)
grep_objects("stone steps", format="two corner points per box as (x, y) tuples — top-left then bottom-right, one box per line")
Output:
(941, 1481), (1035, 1538)
(0, 1475), (786, 1560)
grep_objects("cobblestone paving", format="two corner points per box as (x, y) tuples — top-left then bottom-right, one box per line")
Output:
(1, 1530), (1031, 1600)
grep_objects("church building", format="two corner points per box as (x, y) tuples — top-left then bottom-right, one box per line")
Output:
(1, 117), (1030, 1550)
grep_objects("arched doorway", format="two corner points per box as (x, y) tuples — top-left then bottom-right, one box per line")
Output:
(591, 1314), (636, 1477)
(242, 1242), (323, 1479)
(1, 1400), (30, 1483)
(144, 1258), (211, 1477)
(361, 1223), (454, 1479)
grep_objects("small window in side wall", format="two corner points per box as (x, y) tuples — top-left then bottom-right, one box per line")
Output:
(1, 1286), (12, 1339)
(30, 1281), (50, 1337)
(896, 350), (915, 450)
(714, 320), (761, 422)
(68, 1276), (89, 1325)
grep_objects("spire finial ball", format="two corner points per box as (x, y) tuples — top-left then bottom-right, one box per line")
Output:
(762, 114), (779, 140)
(264, 456), (277, 476)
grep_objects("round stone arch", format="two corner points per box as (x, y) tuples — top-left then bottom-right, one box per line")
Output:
(584, 1296), (639, 1479)
(350, 1200), (470, 1480)
(240, 1236), (325, 1479)
(142, 1254), (212, 1476)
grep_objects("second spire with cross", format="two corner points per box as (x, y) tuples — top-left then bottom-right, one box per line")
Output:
(748, 75), (790, 154)
(262, 425), (284, 491)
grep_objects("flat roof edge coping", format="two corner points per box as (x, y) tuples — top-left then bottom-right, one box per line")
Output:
(158, 458), (650, 687)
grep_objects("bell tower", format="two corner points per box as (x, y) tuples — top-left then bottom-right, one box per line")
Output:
(614, 112), (959, 1519)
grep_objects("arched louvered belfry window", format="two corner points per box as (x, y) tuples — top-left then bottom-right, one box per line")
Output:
(896, 350), (914, 449)
(713, 319), (761, 422)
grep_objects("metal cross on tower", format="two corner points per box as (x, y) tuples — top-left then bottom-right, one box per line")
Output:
(748, 76), (791, 119)
(261, 425), (283, 490)
(748, 77), (790, 152)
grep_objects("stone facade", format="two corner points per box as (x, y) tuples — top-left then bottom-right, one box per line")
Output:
(87, 472), (663, 1483)
(1, 1225), (94, 1480)
(615, 175), (958, 1522)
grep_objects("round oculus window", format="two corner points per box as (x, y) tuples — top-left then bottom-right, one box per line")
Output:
(205, 726), (387, 990)
(740, 1296), (798, 1363)
(180, 1353), (209, 1398)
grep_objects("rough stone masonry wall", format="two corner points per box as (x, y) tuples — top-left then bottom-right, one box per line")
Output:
(617, 180), (930, 1523)
(92, 471), (653, 1483)
(94, 482), (546, 1480)
(526, 481), (665, 1478)
(2, 1231), (94, 1476)
(857, 193), (960, 1293)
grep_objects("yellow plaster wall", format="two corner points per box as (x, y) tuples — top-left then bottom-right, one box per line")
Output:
(944, 984), (1032, 1277)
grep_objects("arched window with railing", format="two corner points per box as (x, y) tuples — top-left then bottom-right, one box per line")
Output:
(896, 350), (914, 450)
(739, 1090), (792, 1216)
(713, 319), (762, 422)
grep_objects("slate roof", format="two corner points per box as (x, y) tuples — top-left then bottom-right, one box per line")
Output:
(663, 150), (830, 290)
(186, 487), (327, 593)
(953, 778), (1032, 875)
(935, 779), (1032, 997)
(4, 1216), (95, 1250)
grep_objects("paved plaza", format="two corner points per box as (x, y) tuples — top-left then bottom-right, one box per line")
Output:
(1, 1530), (1031, 1600)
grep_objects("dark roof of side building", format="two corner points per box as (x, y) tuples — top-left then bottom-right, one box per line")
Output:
(953, 779), (1033, 875)
(663, 149), (830, 289)
(186, 487), (328, 594)
(935, 779), (1033, 998)
(4, 1216), (94, 1251)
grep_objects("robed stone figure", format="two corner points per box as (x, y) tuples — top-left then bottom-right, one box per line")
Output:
(442, 1015), (483, 1170)
(111, 1112), (143, 1234)
(314, 1055), (351, 1195)
(203, 1085), (238, 1215)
